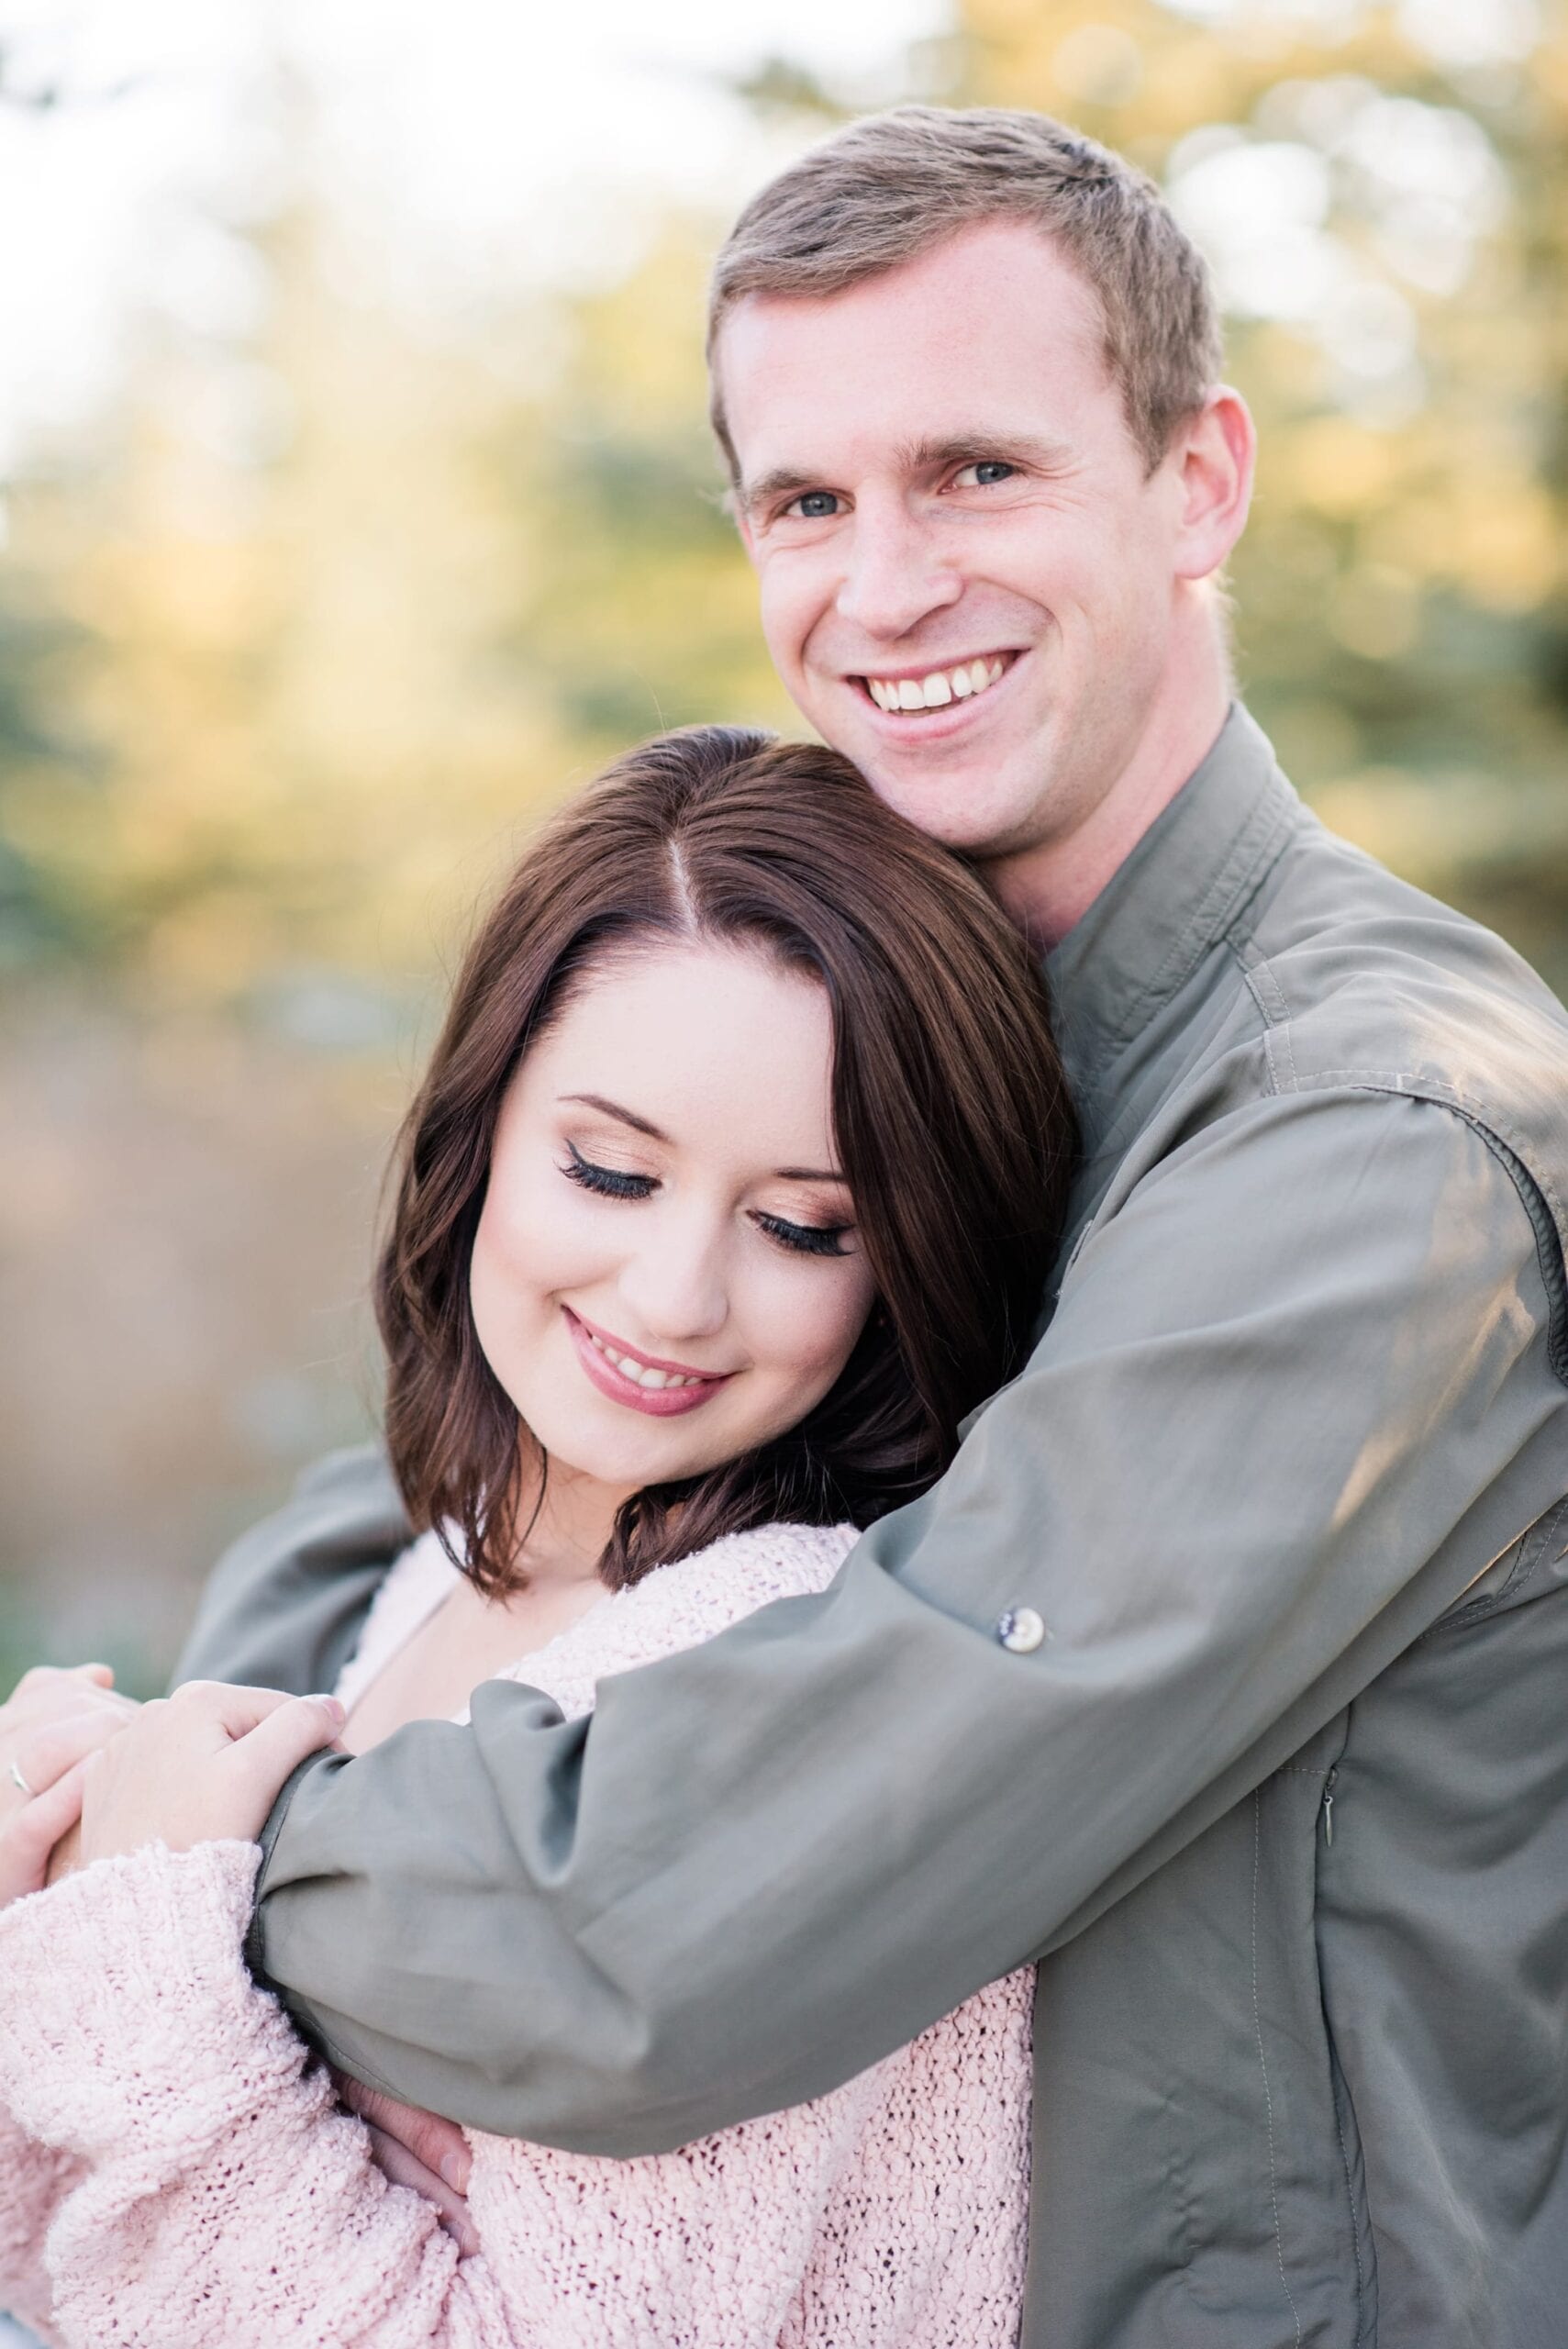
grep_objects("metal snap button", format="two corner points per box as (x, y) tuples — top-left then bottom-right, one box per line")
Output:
(995, 1606), (1047, 1654)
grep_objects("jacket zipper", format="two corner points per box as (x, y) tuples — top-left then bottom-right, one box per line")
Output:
(1321, 1766), (1338, 1847)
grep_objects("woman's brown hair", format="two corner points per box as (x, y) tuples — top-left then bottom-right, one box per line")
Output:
(375, 727), (1075, 1598)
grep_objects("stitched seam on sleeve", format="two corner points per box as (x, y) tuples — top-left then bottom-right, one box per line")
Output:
(1236, 946), (1297, 1097)
(1251, 1793), (1304, 2349)
(1281, 1079), (1567, 1387)
(1415, 1494), (1568, 1640)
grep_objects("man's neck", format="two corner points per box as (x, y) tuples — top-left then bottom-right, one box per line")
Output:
(987, 617), (1233, 951)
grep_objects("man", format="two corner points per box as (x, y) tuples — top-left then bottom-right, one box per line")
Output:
(117, 108), (1568, 2344)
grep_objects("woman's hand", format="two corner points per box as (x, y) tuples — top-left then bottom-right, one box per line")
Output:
(0, 1663), (140, 1908)
(332, 2072), (480, 2255)
(78, 1679), (347, 1868)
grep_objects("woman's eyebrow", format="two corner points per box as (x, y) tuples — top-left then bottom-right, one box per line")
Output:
(556, 1089), (845, 1184)
(560, 1092), (668, 1141)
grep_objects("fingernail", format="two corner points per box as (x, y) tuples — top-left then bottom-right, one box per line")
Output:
(310, 1695), (346, 1724)
(440, 2153), (471, 2191)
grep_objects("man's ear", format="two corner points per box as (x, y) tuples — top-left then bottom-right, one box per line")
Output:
(1172, 387), (1255, 583)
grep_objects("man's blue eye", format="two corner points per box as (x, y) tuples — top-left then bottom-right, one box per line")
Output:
(965, 461), (1015, 486)
(790, 491), (840, 519)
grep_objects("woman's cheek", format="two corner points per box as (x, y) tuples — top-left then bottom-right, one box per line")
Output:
(764, 1255), (877, 1395)
(483, 1164), (601, 1297)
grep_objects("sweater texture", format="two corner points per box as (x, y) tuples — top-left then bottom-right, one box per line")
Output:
(0, 1520), (1031, 2347)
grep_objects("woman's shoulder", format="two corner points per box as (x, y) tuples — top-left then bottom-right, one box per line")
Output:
(638, 1517), (859, 1620)
(489, 1519), (858, 1724)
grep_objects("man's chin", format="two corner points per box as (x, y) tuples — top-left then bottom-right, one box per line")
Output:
(851, 740), (1042, 856)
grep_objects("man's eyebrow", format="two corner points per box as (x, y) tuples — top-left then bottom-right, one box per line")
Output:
(736, 465), (818, 518)
(560, 1092), (668, 1141)
(895, 429), (1076, 474)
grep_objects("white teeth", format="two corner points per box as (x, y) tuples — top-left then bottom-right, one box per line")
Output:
(865, 657), (1009, 713)
(587, 1330), (702, 1389)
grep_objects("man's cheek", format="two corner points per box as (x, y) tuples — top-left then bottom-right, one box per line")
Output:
(759, 573), (817, 679)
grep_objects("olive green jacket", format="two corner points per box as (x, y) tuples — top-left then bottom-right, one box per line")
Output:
(180, 707), (1568, 2348)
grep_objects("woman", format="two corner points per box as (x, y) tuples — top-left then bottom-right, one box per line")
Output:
(0, 726), (1073, 2348)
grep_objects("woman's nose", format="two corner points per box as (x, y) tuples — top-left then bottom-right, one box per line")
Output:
(616, 1213), (729, 1348)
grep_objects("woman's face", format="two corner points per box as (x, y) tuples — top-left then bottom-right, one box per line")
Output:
(469, 941), (878, 1497)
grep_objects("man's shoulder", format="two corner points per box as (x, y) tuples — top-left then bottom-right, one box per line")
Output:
(1208, 808), (1568, 1364)
(1236, 808), (1568, 1119)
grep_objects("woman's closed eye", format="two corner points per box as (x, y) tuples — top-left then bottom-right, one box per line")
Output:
(562, 1141), (655, 1200)
(563, 1143), (851, 1259)
(752, 1209), (851, 1260)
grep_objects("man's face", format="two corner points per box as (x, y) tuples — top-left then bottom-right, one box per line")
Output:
(719, 218), (1197, 864)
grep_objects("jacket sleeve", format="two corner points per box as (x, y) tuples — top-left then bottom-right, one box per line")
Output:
(0, 1842), (889, 2349)
(172, 1444), (410, 1698)
(238, 1091), (1566, 2153)
(0, 2106), (79, 2345)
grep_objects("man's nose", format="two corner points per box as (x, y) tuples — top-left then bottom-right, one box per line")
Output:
(834, 499), (962, 643)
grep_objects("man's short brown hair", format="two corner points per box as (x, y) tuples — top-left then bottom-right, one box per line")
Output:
(708, 105), (1222, 481)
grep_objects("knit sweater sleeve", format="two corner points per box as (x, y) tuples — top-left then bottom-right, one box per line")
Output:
(0, 1836), (892, 2349)
(0, 1523), (894, 2349)
(0, 2102), (78, 2345)
(0, 1838), (524, 2349)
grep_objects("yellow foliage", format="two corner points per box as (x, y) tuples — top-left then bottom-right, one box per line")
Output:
(1288, 419), (1400, 518)
(1, 5), (1565, 1011)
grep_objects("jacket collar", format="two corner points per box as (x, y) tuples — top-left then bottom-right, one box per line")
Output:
(1046, 702), (1296, 1097)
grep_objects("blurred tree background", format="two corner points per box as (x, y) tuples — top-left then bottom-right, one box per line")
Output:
(2, 0), (1563, 1693)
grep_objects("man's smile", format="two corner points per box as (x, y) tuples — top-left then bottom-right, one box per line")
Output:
(844, 648), (1026, 730)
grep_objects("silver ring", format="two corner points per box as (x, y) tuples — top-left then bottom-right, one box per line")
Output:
(7, 1758), (34, 1799)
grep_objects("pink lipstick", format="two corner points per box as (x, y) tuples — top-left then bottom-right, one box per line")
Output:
(563, 1307), (734, 1419)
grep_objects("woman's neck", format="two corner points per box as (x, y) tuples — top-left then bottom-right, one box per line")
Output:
(510, 1458), (636, 1594)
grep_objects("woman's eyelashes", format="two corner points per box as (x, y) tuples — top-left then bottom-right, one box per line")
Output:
(561, 1142), (851, 1259)
(562, 1141), (656, 1200)
(751, 1210), (851, 1260)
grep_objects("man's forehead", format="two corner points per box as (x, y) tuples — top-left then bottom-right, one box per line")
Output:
(716, 219), (1112, 482)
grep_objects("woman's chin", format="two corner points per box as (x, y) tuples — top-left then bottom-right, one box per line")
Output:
(525, 1413), (717, 1497)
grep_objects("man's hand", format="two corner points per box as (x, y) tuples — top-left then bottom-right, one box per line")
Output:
(79, 1680), (346, 1866)
(332, 2070), (478, 2254)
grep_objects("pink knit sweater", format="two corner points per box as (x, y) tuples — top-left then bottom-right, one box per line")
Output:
(0, 1521), (1032, 2349)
